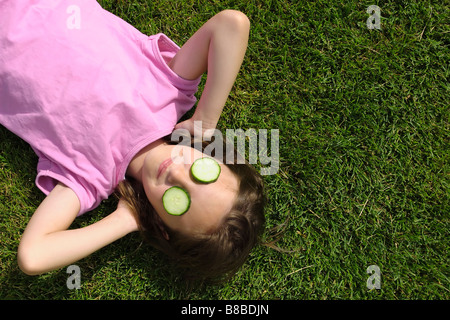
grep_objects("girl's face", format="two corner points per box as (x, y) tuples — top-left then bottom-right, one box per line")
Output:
(141, 143), (239, 236)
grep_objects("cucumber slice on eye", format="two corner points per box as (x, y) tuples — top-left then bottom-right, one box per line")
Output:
(162, 186), (191, 216)
(191, 157), (221, 183)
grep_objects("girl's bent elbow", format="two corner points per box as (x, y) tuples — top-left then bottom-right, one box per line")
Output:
(17, 245), (43, 276)
(18, 258), (39, 276)
(217, 10), (250, 31)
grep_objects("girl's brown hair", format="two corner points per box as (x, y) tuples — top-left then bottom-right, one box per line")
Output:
(116, 135), (266, 283)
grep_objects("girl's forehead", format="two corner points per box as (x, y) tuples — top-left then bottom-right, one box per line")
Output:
(181, 182), (237, 234)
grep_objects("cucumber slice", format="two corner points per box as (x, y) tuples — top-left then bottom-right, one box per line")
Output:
(162, 186), (191, 216)
(191, 157), (221, 183)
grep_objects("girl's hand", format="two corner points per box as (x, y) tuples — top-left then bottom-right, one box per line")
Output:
(116, 199), (140, 233)
(174, 118), (217, 140)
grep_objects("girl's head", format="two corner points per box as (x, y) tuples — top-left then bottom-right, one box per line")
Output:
(118, 135), (266, 283)
(141, 140), (240, 236)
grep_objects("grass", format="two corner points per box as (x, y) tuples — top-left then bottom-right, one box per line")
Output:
(0, 0), (448, 300)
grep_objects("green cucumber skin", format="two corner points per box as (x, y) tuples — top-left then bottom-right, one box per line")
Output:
(191, 158), (221, 183)
(162, 186), (191, 216)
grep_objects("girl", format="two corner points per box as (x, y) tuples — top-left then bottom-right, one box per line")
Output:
(0, 0), (265, 282)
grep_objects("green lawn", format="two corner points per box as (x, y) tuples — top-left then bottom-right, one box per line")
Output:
(0, 0), (448, 299)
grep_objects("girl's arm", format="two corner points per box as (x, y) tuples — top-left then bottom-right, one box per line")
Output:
(169, 10), (250, 136)
(17, 183), (138, 275)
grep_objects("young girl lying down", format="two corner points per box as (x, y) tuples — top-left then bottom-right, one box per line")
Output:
(0, 0), (265, 282)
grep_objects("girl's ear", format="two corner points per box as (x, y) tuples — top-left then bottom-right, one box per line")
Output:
(160, 226), (170, 241)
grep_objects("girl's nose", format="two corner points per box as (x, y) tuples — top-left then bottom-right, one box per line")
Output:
(167, 162), (190, 185)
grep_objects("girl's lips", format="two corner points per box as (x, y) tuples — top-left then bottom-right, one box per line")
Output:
(157, 158), (173, 179)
